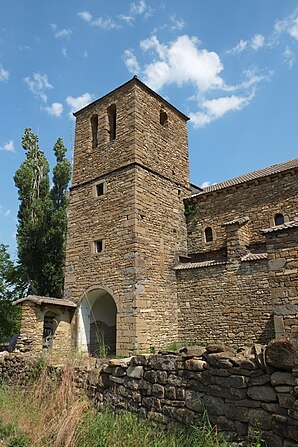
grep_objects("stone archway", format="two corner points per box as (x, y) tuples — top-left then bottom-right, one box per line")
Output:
(77, 288), (117, 356)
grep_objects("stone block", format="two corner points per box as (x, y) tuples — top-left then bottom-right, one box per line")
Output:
(247, 386), (277, 402)
(185, 389), (204, 412)
(272, 414), (298, 441)
(249, 409), (272, 430)
(127, 365), (143, 379)
(148, 355), (177, 371)
(224, 403), (249, 422)
(202, 395), (224, 415)
(261, 431), (283, 447)
(271, 371), (295, 386)
(152, 383), (164, 398)
(277, 393), (296, 409)
(185, 359), (207, 371)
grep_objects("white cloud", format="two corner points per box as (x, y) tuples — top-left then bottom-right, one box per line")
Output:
(274, 10), (298, 41)
(170, 15), (185, 31)
(130, 0), (147, 15)
(125, 34), (268, 128)
(0, 64), (9, 81)
(61, 47), (68, 58)
(228, 34), (265, 54)
(0, 206), (11, 218)
(227, 39), (248, 54)
(91, 17), (120, 30)
(66, 92), (94, 118)
(0, 140), (15, 153)
(251, 34), (265, 50)
(140, 35), (224, 93)
(190, 92), (254, 128)
(289, 17), (298, 40)
(44, 102), (63, 117)
(51, 24), (72, 38)
(78, 11), (93, 23)
(24, 72), (53, 103)
(78, 10), (120, 30)
(130, 0), (153, 18)
(123, 49), (140, 74)
(119, 14), (134, 25)
(283, 46), (295, 67)
(200, 181), (213, 188)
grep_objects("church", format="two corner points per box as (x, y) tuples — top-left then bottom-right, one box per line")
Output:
(15, 76), (298, 356)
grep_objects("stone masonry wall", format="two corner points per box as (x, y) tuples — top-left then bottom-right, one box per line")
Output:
(65, 78), (191, 355)
(186, 169), (298, 255)
(2, 340), (298, 446)
(177, 260), (272, 347)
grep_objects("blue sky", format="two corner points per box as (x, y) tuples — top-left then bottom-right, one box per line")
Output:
(1, 0), (298, 258)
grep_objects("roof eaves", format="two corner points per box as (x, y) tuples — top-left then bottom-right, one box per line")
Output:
(175, 260), (227, 270)
(191, 158), (298, 198)
(73, 76), (189, 121)
(262, 219), (298, 234)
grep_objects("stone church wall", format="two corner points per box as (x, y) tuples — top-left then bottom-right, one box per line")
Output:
(186, 169), (298, 254)
(177, 260), (272, 347)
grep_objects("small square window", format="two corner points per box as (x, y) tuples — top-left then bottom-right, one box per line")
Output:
(93, 240), (103, 254)
(96, 183), (104, 196)
(94, 181), (106, 197)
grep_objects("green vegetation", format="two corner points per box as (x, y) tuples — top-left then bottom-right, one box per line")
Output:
(0, 244), (21, 342)
(14, 129), (71, 298)
(0, 366), (261, 447)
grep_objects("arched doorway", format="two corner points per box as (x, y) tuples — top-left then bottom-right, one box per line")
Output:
(77, 288), (117, 356)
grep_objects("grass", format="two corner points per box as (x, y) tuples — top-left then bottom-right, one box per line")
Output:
(0, 364), (261, 447)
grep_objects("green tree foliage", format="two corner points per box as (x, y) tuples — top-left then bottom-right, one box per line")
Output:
(0, 244), (21, 342)
(14, 129), (71, 298)
(45, 138), (72, 297)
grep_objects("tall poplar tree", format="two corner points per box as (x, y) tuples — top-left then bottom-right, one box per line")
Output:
(44, 138), (72, 297)
(14, 129), (71, 297)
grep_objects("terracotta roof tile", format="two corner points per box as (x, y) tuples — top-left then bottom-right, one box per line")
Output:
(14, 295), (77, 308)
(175, 260), (227, 270)
(223, 217), (249, 226)
(262, 220), (298, 234)
(192, 158), (298, 196)
(241, 253), (268, 262)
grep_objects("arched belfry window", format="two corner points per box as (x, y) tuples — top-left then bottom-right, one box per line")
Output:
(91, 114), (98, 149)
(274, 213), (285, 226)
(160, 109), (168, 126)
(205, 227), (213, 243)
(107, 104), (116, 141)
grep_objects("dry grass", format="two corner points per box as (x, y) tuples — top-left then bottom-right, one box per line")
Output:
(0, 363), (88, 447)
(0, 361), (262, 447)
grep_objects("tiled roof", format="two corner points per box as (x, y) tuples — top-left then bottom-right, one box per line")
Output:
(192, 158), (298, 196)
(262, 220), (298, 234)
(223, 217), (249, 226)
(14, 295), (77, 308)
(175, 260), (227, 270)
(241, 253), (268, 262)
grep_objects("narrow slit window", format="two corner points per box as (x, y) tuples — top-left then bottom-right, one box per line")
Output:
(274, 213), (285, 226)
(94, 240), (103, 254)
(107, 104), (116, 141)
(160, 109), (168, 126)
(205, 227), (213, 243)
(91, 115), (99, 148)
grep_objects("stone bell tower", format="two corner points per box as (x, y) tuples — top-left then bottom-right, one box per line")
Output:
(64, 76), (191, 355)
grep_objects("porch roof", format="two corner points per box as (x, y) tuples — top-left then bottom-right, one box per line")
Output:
(13, 295), (77, 308)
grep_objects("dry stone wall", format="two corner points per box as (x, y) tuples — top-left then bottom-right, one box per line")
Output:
(2, 340), (298, 446)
